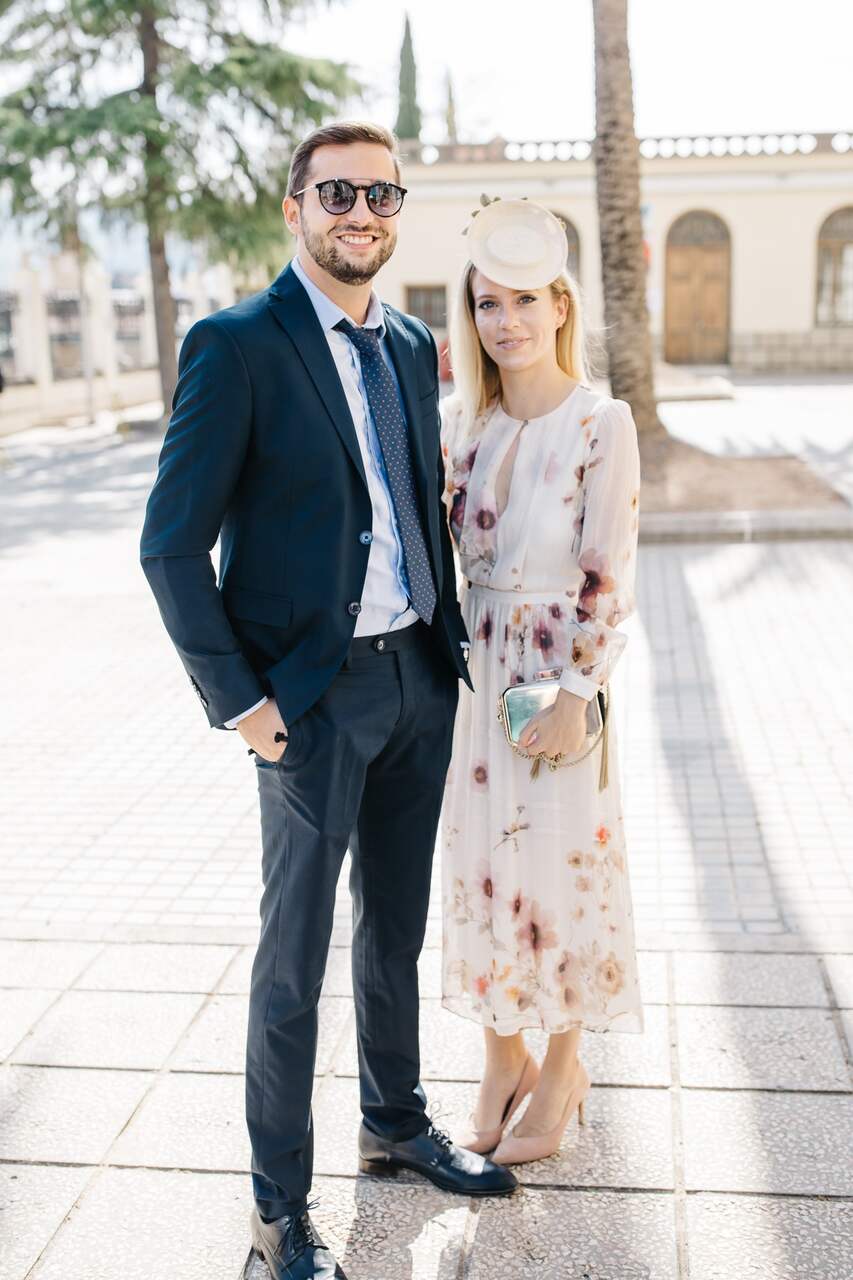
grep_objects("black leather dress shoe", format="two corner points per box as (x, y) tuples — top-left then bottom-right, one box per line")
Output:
(358, 1120), (518, 1197)
(238, 1207), (347, 1279)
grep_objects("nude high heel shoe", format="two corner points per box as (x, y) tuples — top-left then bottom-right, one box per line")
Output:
(456, 1054), (540, 1154)
(491, 1061), (590, 1166)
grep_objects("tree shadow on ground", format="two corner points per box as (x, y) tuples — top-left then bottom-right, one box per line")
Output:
(0, 430), (162, 556)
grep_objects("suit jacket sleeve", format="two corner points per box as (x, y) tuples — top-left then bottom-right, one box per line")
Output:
(140, 317), (267, 728)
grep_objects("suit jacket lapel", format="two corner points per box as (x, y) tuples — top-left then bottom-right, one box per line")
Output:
(266, 264), (367, 488)
(382, 308), (446, 583)
(382, 308), (432, 509)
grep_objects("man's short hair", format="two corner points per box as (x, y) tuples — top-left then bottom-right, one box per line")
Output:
(287, 121), (402, 199)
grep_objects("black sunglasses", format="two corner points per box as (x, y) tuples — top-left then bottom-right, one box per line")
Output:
(292, 178), (407, 217)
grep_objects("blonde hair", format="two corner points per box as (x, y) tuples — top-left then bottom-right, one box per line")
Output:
(448, 261), (589, 437)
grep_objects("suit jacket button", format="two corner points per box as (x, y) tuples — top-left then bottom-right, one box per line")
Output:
(359, 531), (373, 545)
(347, 602), (362, 616)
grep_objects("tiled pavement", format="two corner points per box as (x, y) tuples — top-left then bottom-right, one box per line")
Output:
(0, 423), (852, 1279)
(660, 378), (853, 505)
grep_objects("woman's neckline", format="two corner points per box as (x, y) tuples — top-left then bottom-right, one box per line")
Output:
(497, 381), (585, 425)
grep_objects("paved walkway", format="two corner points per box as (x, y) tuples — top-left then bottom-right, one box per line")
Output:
(0, 423), (851, 1279)
(660, 377), (853, 504)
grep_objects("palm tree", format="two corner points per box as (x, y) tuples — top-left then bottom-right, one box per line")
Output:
(591, 0), (663, 436)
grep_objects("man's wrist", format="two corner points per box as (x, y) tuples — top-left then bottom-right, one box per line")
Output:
(224, 696), (269, 730)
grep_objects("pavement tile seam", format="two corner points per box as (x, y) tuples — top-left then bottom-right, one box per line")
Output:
(6, 1158), (853, 1202)
(4, 988), (846, 1015)
(319, 1001), (358, 1090)
(3, 919), (852, 954)
(456, 1197), (481, 1280)
(664, 952), (691, 1280)
(677, 1084), (853, 1095)
(214, 943), (255, 996)
(8, 1061), (160, 1075)
(1, 987), (74, 1067)
(9, 1160), (106, 1279)
(683, 1187), (853, 1202)
(817, 954), (853, 1086)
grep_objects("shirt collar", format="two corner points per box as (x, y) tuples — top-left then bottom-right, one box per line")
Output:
(291, 254), (386, 338)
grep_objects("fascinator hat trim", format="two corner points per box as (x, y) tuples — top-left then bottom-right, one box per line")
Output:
(463, 195), (569, 290)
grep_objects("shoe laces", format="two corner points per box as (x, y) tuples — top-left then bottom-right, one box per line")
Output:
(425, 1120), (454, 1152)
(282, 1201), (322, 1258)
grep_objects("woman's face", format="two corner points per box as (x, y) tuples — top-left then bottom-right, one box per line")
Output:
(470, 270), (569, 373)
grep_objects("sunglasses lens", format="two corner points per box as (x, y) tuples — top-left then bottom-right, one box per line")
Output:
(368, 183), (403, 215)
(318, 179), (355, 213)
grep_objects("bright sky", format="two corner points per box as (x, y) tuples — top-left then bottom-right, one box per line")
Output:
(285, 0), (853, 141)
(3, 0), (849, 281)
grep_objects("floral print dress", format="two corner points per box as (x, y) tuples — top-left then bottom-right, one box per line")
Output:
(440, 386), (644, 1036)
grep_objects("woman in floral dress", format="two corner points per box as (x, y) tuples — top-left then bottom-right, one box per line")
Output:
(440, 199), (643, 1165)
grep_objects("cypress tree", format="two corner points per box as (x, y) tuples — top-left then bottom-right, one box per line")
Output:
(445, 71), (458, 144)
(394, 14), (422, 142)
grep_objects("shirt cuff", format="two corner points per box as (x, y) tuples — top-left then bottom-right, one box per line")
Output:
(223, 696), (269, 729)
(558, 669), (599, 701)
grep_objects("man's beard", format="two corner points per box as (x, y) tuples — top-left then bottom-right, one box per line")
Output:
(303, 222), (396, 284)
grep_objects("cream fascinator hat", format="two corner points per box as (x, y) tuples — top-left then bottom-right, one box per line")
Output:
(463, 195), (569, 290)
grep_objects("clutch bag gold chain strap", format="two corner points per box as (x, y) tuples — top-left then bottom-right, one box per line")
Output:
(497, 679), (610, 790)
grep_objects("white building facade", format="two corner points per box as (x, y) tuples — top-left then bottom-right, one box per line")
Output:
(2, 129), (851, 436)
(381, 130), (853, 377)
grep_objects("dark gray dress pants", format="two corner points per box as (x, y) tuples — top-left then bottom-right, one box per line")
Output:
(245, 622), (458, 1219)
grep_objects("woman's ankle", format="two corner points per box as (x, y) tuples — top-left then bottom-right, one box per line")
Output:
(537, 1053), (582, 1092)
(484, 1048), (528, 1079)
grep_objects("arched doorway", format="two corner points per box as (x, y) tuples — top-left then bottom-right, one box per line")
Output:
(665, 210), (730, 363)
(816, 207), (853, 326)
(558, 215), (578, 282)
(551, 212), (581, 281)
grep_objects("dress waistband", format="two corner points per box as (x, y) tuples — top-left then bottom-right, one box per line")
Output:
(465, 581), (566, 605)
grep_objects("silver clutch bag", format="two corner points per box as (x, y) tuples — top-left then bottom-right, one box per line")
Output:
(497, 667), (610, 788)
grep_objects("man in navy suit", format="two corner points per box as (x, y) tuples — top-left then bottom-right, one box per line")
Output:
(141, 121), (515, 1280)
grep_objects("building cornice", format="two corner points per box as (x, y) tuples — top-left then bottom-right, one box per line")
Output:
(406, 169), (853, 202)
(401, 131), (853, 168)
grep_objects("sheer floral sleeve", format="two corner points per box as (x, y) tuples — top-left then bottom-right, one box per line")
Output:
(559, 399), (641, 701)
(439, 395), (470, 542)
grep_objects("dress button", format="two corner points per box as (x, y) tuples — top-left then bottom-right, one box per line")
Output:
(347, 602), (362, 616)
(374, 638), (386, 652)
(359, 531), (373, 545)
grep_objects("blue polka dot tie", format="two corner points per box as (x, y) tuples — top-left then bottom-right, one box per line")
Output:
(337, 321), (437, 625)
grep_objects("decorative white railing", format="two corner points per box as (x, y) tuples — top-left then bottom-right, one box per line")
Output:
(409, 132), (852, 166)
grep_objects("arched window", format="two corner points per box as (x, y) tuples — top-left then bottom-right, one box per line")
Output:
(816, 207), (853, 326)
(551, 211), (581, 281)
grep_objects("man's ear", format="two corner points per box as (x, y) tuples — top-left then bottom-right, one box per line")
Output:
(282, 194), (300, 237)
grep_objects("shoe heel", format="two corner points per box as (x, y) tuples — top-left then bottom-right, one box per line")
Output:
(358, 1156), (397, 1177)
(578, 1099), (586, 1126)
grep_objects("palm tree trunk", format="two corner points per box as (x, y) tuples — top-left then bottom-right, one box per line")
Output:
(139, 6), (178, 413)
(592, 0), (663, 436)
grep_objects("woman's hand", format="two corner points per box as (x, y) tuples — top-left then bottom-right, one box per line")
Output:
(518, 689), (589, 759)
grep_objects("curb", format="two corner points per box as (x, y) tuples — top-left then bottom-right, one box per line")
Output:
(640, 508), (853, 543)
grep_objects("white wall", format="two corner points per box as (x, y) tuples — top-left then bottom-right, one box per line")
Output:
(378, 147), (853, 340)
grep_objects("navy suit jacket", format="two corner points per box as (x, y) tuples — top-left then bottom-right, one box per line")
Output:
(140, 262), (471, 729)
